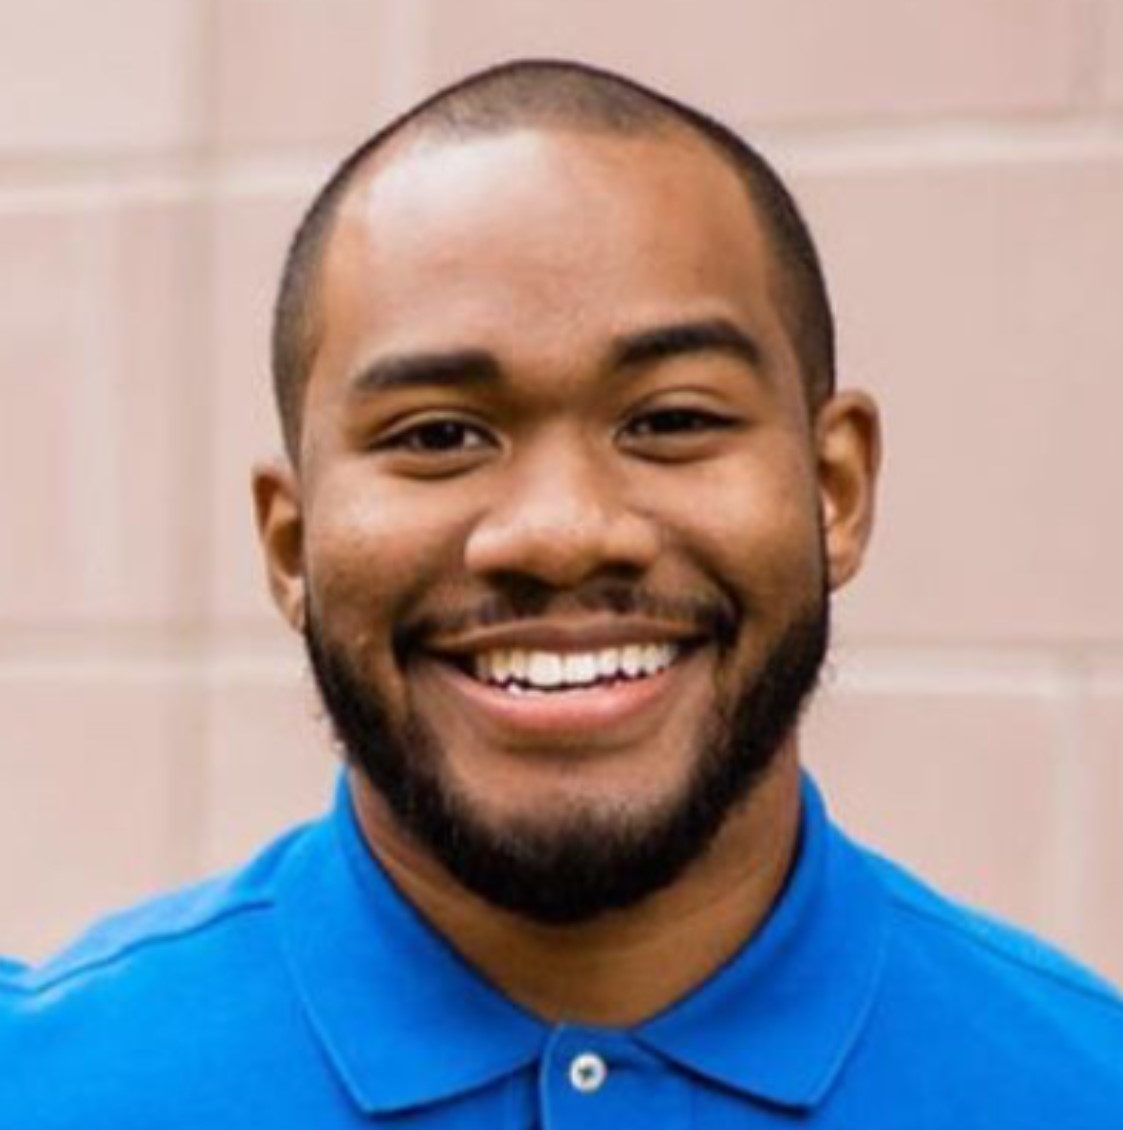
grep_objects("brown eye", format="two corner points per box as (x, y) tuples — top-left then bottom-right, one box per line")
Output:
(385, 419), (492, 453)
(626, 408), (734, 437)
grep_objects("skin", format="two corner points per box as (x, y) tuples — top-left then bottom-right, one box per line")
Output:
(255, 125), (880, 1025)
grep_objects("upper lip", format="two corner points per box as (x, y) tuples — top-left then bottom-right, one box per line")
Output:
(426, 617), (707, 656)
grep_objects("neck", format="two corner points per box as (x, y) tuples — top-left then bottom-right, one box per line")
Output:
(349, 746), (802, 1028)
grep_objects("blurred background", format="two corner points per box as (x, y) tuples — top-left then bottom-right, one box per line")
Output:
(1, 0), (1121, 981)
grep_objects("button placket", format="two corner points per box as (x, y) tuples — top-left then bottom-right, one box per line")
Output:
(542, 1026), (659, 1127)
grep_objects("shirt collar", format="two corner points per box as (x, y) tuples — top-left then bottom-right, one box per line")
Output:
(636, 775), (889, 1109)
(276, 780), (545, 1115)
(277, 773), (887, 1116)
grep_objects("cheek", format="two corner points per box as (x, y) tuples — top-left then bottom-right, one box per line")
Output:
(660, 451), (823, 599)
(303, 474), (470, 647)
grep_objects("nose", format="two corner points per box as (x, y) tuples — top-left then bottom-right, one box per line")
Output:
(463, 432), (660, 588)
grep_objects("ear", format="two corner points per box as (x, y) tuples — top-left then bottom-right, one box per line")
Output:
(252, 459), (307, 632)
(814, 390), (881, 591)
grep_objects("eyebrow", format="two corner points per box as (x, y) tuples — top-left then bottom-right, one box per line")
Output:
(346, 317), (765, 399)
(611, 317), (764, 374)
(348, 349), (502, 397)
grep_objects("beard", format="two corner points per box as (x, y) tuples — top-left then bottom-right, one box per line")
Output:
(304, 583), (829, 926)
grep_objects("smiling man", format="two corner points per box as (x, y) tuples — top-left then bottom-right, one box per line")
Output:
(2, 60), (1122, 1128)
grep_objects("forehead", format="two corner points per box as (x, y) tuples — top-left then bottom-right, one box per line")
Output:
(311, 126), (794, 398)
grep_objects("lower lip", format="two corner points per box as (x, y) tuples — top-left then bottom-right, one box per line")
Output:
(420, 652), (702, 741)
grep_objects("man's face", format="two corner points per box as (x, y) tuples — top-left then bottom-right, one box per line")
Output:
(261, 127), (868, 922)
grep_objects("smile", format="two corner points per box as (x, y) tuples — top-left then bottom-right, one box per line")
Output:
(470, 643), (680, 693)
(415, 616), (711, 739)
(416, 635), (708, 744)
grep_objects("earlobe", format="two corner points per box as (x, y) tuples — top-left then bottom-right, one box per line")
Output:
(814, 390), (881, 591)
(252, 459), (306, 632)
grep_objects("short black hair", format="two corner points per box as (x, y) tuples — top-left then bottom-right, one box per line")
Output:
(271, 59), (835, 459)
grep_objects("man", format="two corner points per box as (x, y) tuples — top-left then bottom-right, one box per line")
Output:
(2, 60), (1121, 1127)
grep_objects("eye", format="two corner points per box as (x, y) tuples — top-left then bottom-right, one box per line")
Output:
(370, 415), (499, 478)
(617, 404), (742, 464)
(381, 418), (493, 454)
(623, 407), (737, 438)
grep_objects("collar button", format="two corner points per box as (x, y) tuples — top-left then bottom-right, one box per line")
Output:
(568, 1051), (608, 1094)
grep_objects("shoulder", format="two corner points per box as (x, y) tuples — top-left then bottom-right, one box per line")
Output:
(869, 848), (1122, 1007)
(1, 824), (304, 994)
(0, 824), (314, 1124)
(856, 845), (1123, 1099)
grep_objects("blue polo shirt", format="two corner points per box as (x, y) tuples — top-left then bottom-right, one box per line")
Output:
(2, 775), (1121, 1127)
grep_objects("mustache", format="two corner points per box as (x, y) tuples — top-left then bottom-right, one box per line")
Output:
(397, 580), (741, 652)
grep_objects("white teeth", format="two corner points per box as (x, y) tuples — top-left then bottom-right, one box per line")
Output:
(527, 652), (563, 688)
(563, 653), (598, 685)
(491, 650), (511, 684)
(641, 643), (675, 675)
(469, 643), (680, 691)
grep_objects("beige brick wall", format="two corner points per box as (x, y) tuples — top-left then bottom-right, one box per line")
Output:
(2, 1), (1120, 981)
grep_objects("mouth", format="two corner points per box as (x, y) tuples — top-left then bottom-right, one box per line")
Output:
(416, 625), (709, 742)
(455, 641), (684, 695)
